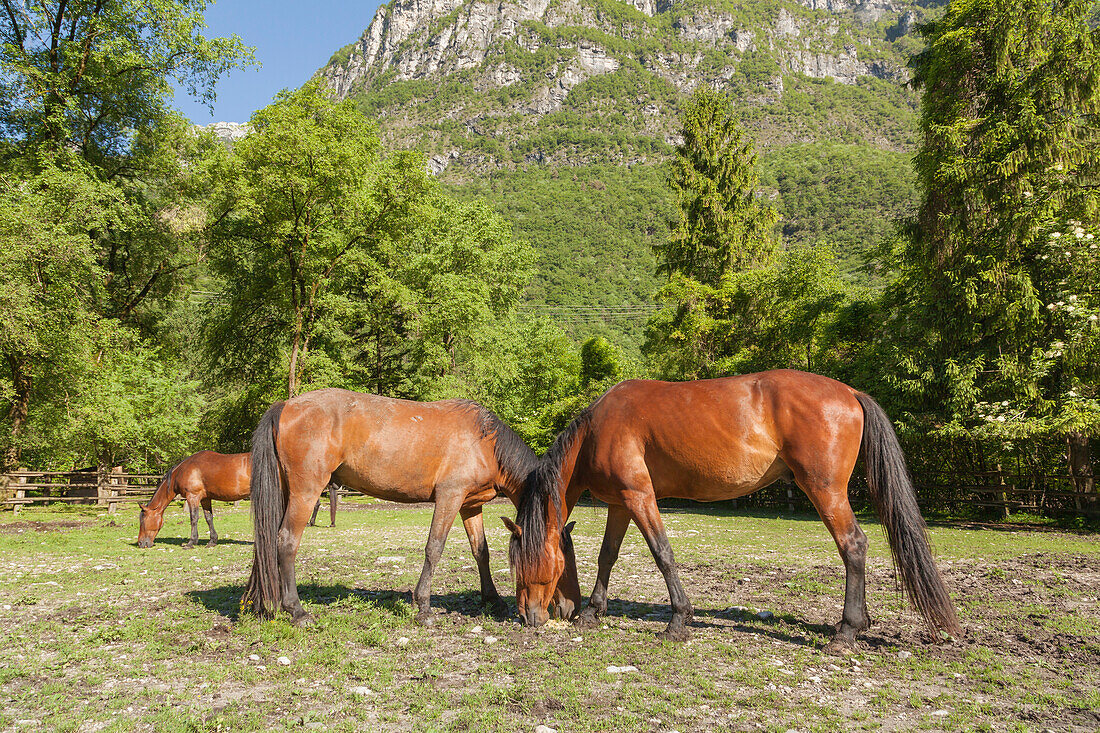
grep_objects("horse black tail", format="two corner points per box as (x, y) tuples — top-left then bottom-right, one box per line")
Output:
(241, 401), (287, 617)
(855, 392), (962, 637)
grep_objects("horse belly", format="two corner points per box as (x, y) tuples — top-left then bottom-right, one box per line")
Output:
(647, 444), (790, 502)
(332, 460), (443, 503)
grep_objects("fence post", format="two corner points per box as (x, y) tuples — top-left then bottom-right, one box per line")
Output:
(787, 485), (794, 513)
(97, 465), (109, 508)
(993, 464), (1010, 520)
(13, 474), (26, 516)
(107, 467), (123, 515)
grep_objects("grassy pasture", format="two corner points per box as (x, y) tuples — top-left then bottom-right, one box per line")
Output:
(1, 499), (1098, 732)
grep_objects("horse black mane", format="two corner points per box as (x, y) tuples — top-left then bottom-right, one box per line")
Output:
(472, 404), (540, 490)
(511, 407), (593, 576)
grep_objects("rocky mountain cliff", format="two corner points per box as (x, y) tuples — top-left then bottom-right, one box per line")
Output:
(320, 0), (928, 173)
(313, 0), (929, 351)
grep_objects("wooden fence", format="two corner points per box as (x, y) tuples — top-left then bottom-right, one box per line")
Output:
(0, 469), (163, 515)
(1, 468), (1097, 518)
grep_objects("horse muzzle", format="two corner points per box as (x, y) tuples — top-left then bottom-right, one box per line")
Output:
(522, 607), (549, 628)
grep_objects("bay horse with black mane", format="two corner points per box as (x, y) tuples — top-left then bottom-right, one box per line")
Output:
(137, 451), (251, 548)
(137, 452), (339, 548)
(504, 370), (961, 652)
(241, 388), (580, 627)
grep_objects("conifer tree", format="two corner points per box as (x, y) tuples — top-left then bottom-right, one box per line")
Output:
(888, 0), (1100, 451)
(655, 86), (777, 284)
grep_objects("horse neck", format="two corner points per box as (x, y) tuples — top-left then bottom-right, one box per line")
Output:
(146, 471), (178, 513)
(542, 421), (588, 531)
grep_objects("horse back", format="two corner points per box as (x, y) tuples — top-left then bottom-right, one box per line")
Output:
(175, 451), (251, 502)
(579, 371), (865, 502)
(277, 389), (497, 501)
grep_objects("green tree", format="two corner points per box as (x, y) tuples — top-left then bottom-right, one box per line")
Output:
(0, 0), (251, 470)
(0, 0), (251, 162)
(205, 81), (535, 422)
(580, 336), (621, 389)
(887, 0), (1100, 447)
(644, 246), (850, 379)
(0, 165), (105, 468)
(204, 80), (434, 397)
(655, 86), (778, 285)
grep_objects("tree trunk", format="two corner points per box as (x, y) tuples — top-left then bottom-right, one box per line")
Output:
(1067, 432), (1094, 514)
(288, 312), (303, 398)
(4, 355), (32, 473)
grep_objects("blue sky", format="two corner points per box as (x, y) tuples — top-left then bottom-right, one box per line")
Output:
(173, 0), (384, 124)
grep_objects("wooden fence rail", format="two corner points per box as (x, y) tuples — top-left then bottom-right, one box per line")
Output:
(0, 470), (164, 515)
(2, 470), (1098, 518)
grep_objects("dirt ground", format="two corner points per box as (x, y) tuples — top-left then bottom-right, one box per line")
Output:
(1, 503), (1098, 732)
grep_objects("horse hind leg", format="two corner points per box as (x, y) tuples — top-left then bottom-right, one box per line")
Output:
(278, 488), (326, 626)
(201, 498), (217, 547)
(806, 488), (871, 653)
(413, 490), (464, 625)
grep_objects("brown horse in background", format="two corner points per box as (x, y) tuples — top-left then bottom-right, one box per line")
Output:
(241, 389), (580, 627)
(504, 370), (961, 652)
(137, 451), (251, 548)
(138, 453), (340, 548)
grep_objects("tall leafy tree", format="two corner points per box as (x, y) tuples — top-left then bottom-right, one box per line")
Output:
(0, 0), (251, 470)
(644, 247), (849, 379)
(204, 80), (433, 397)
(204, 81), (534, 410)
(0, 0), (250, 163)
(887, 0), (1100, 449)
(655, 85), (778, 285)
(644, 87), (850, 380)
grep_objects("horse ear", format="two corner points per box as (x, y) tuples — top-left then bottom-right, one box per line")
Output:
(501, 517), (522, 538)
(563, 521), (576, 536)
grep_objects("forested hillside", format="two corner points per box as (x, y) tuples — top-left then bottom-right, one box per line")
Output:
(3, 0), (1096, 504)
(320, 0), (928, 349)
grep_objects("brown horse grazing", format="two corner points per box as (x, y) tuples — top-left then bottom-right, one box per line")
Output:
(503, 370), (962, 652)
(138, 453), (338, 548)
(240, 389), (580, 627)
(137, 451), (251, 549)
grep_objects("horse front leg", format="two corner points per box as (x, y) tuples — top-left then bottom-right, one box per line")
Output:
(460, 506), (507, 618)
(182, 496), (201, 549)
(413, 492), (463, 625)
(575, 504), (631, 629)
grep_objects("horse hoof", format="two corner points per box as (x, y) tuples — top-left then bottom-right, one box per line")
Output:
(657, 626), (692, 642)
(487, 599), (510, 619)
(206, 541), (217, 548)
(291, 612), (315, 628)
(573, 612), (600, 630)
(823, 638), (855, 656)
(182, 543), (195, 550)
(416, 611), (436, 627)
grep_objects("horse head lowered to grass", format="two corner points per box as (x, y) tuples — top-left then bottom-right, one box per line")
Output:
(504, 370), (961, 652)
(240, 388), (581, 626)
(137, 451), (251, 549)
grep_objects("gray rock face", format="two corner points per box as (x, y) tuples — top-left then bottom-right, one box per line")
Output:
(316, 0), (916, 170)
(321, 0), (908, 101)
(204, 121), (248, 146)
